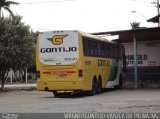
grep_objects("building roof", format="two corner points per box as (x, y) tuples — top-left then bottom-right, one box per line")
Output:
(92, 27), (160, 43)
(147, 14), (160, 23)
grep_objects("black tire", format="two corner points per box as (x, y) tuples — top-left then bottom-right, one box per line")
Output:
(88, 79), (97, 96)
(53, 91), (61, 97)
(97, 79), (102, 94)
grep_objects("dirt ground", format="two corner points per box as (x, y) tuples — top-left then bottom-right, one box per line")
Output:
(0, 89), (160, 113)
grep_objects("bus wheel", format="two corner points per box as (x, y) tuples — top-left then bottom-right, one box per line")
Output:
(53, 91), (61, 97)
(97, 79), (102, 94)
(88, 79), (97, 96)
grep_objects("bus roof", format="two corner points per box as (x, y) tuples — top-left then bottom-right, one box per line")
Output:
(39, 30), (115, 44)
(80, 31), (114, 44)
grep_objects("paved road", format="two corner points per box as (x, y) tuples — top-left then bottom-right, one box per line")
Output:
(0, 89), (160, 113)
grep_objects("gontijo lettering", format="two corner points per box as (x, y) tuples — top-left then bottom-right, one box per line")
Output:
(40, 47), (77, 53)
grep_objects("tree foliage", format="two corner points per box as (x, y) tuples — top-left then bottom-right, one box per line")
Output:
(130, 22), (140, 30)
(0, 15), (37, 91)
(0, 0), (19, 17)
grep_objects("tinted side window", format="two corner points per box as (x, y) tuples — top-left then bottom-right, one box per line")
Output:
(105, 43), (110, 58)
(83, 36), (122, 59)
(83, 38), (91, 56)
(91, 41), (98, 56)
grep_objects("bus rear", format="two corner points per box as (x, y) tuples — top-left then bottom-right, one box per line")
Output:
(36, 31), (86, 94)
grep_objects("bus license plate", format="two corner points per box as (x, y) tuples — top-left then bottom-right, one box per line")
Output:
(59, 74), (67, 78)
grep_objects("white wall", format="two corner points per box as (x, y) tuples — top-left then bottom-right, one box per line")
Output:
(123, 41), (160, 67)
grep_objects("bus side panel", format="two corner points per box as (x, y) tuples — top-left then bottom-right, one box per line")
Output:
(83, 57), (99, 91)
(102, 59), (112, 88)
(83, 57), (113, 90)
(106, 59), (124, 88)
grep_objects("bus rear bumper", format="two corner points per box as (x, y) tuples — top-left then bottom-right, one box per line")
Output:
(37, 81), (89, 91)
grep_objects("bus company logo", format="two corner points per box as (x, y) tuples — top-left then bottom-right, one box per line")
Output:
(47, 35), (68, 45)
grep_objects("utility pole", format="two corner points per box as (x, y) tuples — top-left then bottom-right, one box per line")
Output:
(158, 0), (159, 14)
(133, 35), (138, 89)
(158, 0), (160, 26)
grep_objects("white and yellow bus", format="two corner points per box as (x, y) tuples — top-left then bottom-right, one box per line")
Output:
(36, 30), (126, 96)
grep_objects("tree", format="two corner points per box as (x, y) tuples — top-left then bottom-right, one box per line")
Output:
(0, 0), (19, 17)
(130, 22), (140, 30)
(0, 15), (37, 91)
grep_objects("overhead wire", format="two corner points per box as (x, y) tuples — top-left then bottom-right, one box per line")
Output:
(130, 0), (153, 4)
(20, 0), (75, 5)
(19, 0), (153, 5)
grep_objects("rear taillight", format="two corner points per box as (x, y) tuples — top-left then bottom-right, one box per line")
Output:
(78, 70), (83, 77)
(36, 71), (40, 80)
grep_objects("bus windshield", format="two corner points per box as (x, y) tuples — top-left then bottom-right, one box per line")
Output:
(39, 31), (79, 65)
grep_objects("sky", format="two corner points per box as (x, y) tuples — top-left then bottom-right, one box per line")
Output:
(3, 0), (159, 33)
